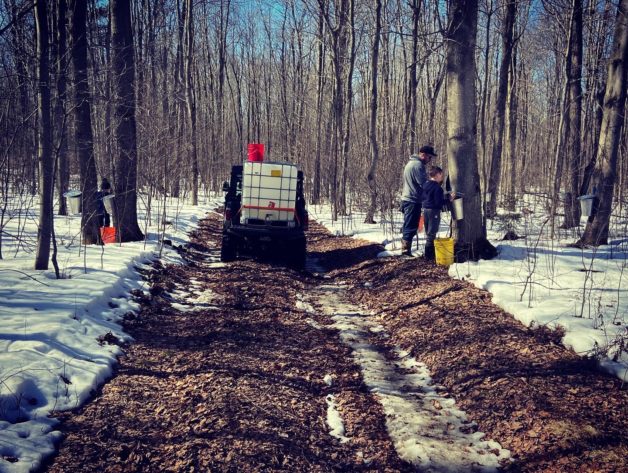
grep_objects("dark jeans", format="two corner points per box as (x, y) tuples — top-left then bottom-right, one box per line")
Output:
(401, 200), (421, 243)
(98, 213), (111, 228)
(423, 208), (441, 248)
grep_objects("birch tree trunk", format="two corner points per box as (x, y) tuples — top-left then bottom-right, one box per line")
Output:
(577, 0), (628, 246)
(34, 0), (53, 270)
(446, 0), (496, 262)
(111, 0), (143, 241)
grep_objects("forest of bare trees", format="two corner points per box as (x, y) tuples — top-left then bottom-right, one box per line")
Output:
(1, 0), (627, 267)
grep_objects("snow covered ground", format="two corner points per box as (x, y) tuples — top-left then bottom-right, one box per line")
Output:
(310, 194), (628, 382)
(0, 190), (219, 472)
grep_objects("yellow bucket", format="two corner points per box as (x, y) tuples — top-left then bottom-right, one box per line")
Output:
(434, 237), (455, 266)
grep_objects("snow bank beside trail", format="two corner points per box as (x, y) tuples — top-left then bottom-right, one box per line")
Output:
(311, 201), (627, 382)
(450, 240), (628, 382)
(0, 193), (220, 472)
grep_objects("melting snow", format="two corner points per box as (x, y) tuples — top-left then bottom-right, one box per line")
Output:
(311, 283), (510, 472)
(325, 394), (350, 443)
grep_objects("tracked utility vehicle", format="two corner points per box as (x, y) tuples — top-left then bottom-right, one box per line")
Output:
(220, 146), (308, 268)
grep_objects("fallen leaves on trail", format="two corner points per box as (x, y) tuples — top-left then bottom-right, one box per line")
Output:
(46, 215), (410, 473)
(342, 253), (628, 473)
(45, 213), (627, 472)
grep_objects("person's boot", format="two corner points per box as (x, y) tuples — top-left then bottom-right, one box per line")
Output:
(424, 244), (435, 261)
(400, 239), (413, 256)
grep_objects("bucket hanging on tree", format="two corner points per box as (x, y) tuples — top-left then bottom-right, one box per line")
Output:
(577, 195), (595, 217)
(100, 227), (116, 244)
(63, 190), (82, 214)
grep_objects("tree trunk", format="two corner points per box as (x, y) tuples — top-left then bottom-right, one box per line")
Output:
(550, 5), (578, 237)
(563, 0), (584, 228)
(70, 0), (100, 245)
(577, 0), (628, 246)
(54, 0), (69, 216)
(486, 0), (517, 218)
(505, 52), (518, 211)
(446, 0), (496, 262)
(479, 0), (494, 194)
(111, 0), (143, 241)
(408, 0), (420, 153)
(338, 0), (355, 215)
(312, 9), (325, 205)
(184, 0), (198, 205)
(365, 0), (382, 224)
(34, 0), (54, 270)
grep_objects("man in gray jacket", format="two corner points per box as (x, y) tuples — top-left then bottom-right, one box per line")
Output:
(400, 145), (436, 256)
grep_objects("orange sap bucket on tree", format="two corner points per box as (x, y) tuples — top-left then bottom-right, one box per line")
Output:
(247, 143), (264, 162)
(100, 227), (116, 244)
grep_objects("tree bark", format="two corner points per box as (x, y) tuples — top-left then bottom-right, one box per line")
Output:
(34, 0), (54, 270)
(54, 0), (70, 217)
(550, 4), (578, 237)
(365, 0), (382, 224)
(577, 0), (628, 246)
(505, 51), (518, 211)
(312, 8), (326, 205)
(111, 0), (144, 241)
(563, 0), (584, 228)
(446, 0), (496, 262)
(486, 0), (517, 217)
(184, 0), (198, 205)
(70, 0), (100, 245)
(408, 0), (420, 154)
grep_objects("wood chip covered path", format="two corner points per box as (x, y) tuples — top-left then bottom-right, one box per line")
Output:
(43, 212), (627, 472)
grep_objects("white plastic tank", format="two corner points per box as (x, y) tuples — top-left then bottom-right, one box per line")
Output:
(241, 161), (298, 224)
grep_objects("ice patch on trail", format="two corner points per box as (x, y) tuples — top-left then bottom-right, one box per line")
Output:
(296, 293), (316, 314)
(306, 318), (324, 330)
(167, 286), (219, 313)
(325, 394), (350, 443)
(312, 283), (510, 472)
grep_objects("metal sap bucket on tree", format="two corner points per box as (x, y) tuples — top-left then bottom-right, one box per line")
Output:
(452, 192), (464, 220)
(577, 195), (595, 217)
(63, 190), (82, 214)
(103, 195), (115, 214)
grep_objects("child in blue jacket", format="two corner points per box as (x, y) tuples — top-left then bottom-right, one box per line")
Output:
(421, 166), (454, 261)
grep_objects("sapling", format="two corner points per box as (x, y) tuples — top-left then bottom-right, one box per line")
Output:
(578, 245), (600, 319)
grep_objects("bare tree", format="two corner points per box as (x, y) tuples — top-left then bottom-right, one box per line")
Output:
(486, 0), (517, 217)
(34, 0), (53, 270)
(365, 0), (382, 224)
(111, 0), (143, 241)
(70, 0), (100, 245)
(53, 0), (70, 216)
(446, 0), (496, 261)
(184, 0), (198, 205)
(562, 0), (584, 228)
(577, 0), (628, 246)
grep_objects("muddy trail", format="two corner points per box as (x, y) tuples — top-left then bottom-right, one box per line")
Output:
(44, 211), (626, 472)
